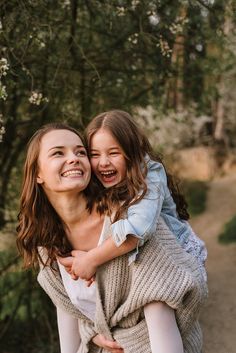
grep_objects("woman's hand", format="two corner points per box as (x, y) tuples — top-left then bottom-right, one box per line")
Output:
(92, 334), (123, 353)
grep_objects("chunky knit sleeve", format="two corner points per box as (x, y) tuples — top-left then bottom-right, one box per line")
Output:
(37, 264), (81, 319)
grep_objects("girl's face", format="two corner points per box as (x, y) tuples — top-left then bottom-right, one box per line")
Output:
(90, 128), (127, 188)
(37, 129), (91, 195)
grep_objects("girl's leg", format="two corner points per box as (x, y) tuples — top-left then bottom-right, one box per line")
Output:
(144, 302), (184, 353)
(57, 306), (81, 353)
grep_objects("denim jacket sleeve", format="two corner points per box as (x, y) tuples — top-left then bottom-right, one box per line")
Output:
(111, 157), (166, 263)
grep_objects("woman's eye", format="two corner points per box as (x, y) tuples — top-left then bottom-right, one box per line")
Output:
(52, 151), (63, 156)
(76, 149), (87, 156)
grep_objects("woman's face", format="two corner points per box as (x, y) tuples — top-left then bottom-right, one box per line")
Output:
(37, 129), (91, 195)
(89, 128), (127, 188)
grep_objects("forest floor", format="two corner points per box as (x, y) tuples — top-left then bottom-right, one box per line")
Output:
(190, 173), (236, 353)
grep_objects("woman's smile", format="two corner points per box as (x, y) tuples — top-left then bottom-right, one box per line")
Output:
(61, 168), (84, 178)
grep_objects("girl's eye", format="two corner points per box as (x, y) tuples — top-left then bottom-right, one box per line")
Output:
(110, 151), (119, 156)
(90, 153), (99, 158)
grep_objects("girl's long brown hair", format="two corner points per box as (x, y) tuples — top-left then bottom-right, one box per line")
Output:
(16, 123), (90, 269)
(86, 110), (189, 222)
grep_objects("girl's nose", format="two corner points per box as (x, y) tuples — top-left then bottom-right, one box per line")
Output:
(99, 155), (110, 167)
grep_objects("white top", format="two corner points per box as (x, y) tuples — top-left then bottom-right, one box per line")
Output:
(57, 216), (111, 321)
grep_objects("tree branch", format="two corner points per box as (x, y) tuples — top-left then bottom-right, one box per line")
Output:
(190, 0), (213, 11)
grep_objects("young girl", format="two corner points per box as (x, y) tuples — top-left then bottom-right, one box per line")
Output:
(59, 110), (207, 353)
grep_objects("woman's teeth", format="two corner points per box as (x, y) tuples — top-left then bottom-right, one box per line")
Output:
(62, 170), (82, 177)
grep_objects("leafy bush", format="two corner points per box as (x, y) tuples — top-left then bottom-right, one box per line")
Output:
(219, 215), (236, 244)
(182, 180), (209, 216)
(0, 250), (59, 353)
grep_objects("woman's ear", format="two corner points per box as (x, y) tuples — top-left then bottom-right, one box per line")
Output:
(37, 174), (44, 184)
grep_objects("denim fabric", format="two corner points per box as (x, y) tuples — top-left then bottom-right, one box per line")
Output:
(111, 155), (204, 264)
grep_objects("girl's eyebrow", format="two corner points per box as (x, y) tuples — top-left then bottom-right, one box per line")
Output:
(90, 146), (120, 151)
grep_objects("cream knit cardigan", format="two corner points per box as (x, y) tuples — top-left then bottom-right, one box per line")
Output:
(38, 218), (208, 353)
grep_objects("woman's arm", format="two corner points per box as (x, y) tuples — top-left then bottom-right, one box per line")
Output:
(57, 306), (81, 353)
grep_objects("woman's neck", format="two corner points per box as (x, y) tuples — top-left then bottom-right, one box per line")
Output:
(48, 191), (104, 251)
(48, 191), (89, 227)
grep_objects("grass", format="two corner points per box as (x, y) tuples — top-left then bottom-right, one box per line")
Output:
(219, 215), (236, 244)
(182, 180), (209, 217)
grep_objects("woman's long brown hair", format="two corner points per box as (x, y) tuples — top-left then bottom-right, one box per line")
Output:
(86, 110), (189, 222)
(16, 123), (89, 269)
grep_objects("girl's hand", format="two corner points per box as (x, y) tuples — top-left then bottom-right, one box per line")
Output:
(57, 256), (74, 275)
(71, 249), (97, 281)
(57, 251), (95, 287)
(92, 334), (123, 353)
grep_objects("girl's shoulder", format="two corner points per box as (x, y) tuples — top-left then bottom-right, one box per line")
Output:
(144, 154), (163, 171)
(145, 155), (167, 183)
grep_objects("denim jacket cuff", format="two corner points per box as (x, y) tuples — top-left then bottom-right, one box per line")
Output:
(111, 220), (145, 247)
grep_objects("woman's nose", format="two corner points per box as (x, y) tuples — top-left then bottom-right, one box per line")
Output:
(67, 152), (80, 164)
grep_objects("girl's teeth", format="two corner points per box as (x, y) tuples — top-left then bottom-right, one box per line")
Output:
(101, 171), (115, 175)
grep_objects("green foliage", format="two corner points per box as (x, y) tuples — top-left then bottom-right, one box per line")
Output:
(0, 0), (235, 227)
(0, 249), (59, 353)
(182, 180), (209, 216)
(219, 215), (236, 244)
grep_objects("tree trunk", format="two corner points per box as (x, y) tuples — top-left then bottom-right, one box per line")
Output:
(166, 6), (186, 111)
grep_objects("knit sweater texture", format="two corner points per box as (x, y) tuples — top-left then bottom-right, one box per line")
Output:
(38, 217), (208, 353)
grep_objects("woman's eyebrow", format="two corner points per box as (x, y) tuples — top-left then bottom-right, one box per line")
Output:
(48, 144), (84, 151)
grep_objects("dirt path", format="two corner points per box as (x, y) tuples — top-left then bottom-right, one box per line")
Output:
(190, 174), (236, 353)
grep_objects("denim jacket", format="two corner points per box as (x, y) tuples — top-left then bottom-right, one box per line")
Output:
(111, 155), (192, 263)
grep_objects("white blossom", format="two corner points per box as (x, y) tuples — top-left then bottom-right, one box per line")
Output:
(128, 33), (139, 45)
(134, 106), (213, 153)
(0, 58), (9, 78)
(149, 14), (160, 26)
(157, 36), (172, 57)
(196, 44), (203, 52)
(0, 115), (5, 142)
(131, 0), (140, 9)
(0, 82), (7, 100)
(29, 91), (49, 105)
(116, 6), (125, 17)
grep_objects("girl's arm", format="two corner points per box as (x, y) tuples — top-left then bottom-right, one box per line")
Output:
(57, 306), (81, 353)
(111, 160), (166, 247)
(58, 235), (138, 281)
(58, 160), (166, 281)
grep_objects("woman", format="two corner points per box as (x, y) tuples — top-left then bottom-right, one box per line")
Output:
(17, 123), (207, 353)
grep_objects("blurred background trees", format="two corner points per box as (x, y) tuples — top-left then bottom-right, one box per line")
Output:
(0, 1), (235, 352)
